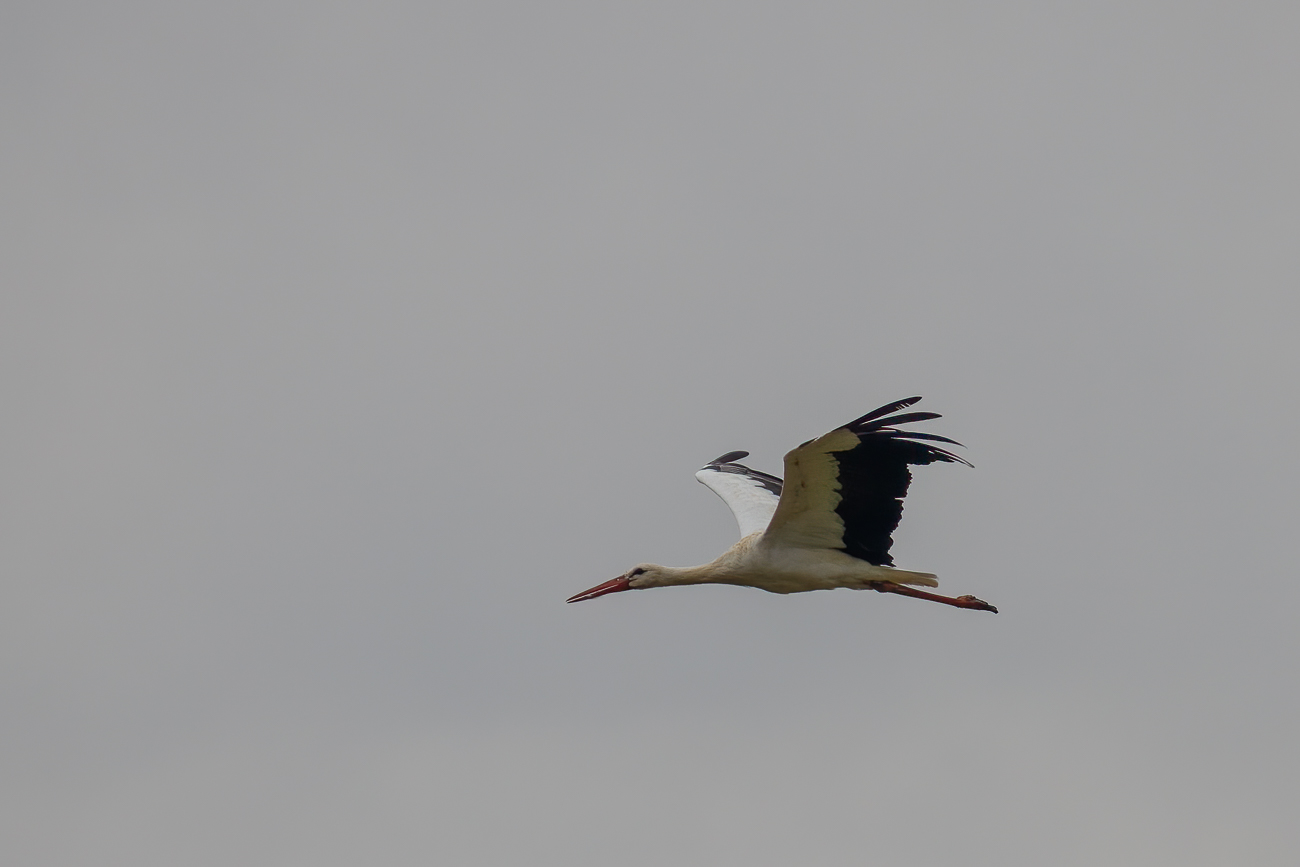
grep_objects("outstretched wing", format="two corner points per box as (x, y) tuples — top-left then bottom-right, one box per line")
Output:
(695, 451), (783, 538)
(761, 397), (970, 565)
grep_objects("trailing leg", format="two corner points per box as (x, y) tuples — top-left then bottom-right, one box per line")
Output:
(868, 581), (998, 613)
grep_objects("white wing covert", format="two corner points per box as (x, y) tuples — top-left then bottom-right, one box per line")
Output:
(694, 451), (783, 538)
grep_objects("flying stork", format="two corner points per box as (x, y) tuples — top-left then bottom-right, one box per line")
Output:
(567, 397), (996, 613)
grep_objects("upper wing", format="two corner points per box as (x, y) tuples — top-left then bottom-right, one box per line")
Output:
(695, 451), (783, 538)
(761, 397), (970, 565)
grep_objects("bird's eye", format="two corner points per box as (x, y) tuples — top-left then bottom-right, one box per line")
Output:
(629, 567), (645, 577)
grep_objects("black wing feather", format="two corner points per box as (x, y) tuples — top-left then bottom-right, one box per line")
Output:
(831, 398), (970, 566)
(704, 452), (784, 497)
(879, 430), (964, 446)
(844, 396), (922, 428)
(851, 411), (942, 431)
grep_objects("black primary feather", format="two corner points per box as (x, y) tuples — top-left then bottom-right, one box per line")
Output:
(844, 397), (923, 428)
(702, 452), (783, 497)
(829, 397), (970, 565)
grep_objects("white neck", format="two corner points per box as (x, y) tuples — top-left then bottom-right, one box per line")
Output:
(633, 536), (761, 589)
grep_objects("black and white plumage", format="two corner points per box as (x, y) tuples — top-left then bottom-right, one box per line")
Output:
(568, 397), (996, 613)
(694, 451), (782, 538)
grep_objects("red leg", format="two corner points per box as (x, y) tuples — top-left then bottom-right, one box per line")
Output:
(869, 582), (998, 613)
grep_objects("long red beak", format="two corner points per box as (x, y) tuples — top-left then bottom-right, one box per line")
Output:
(566, 576), (632, 603)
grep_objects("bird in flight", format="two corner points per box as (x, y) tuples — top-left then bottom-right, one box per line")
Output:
(567, 397), (996, 613)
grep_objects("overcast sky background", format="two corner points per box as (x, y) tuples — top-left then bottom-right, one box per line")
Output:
(4, 3), (1298, 864)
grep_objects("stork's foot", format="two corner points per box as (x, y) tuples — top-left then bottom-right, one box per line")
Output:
(869, 583), (998, 614)
(953, 595), (998, 614)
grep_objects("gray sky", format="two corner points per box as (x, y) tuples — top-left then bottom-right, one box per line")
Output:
(4, 2), (1298, 864)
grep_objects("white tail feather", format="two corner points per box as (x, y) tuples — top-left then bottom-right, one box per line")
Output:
(881, 568), (939, 588)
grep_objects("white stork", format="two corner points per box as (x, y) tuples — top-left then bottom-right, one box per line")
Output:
(567, 397), (996, 613)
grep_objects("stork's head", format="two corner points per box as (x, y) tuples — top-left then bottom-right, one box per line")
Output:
(566, 564), (664, 603)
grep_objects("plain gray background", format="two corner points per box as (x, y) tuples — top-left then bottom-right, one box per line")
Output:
(4, 2), (1297, 864)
